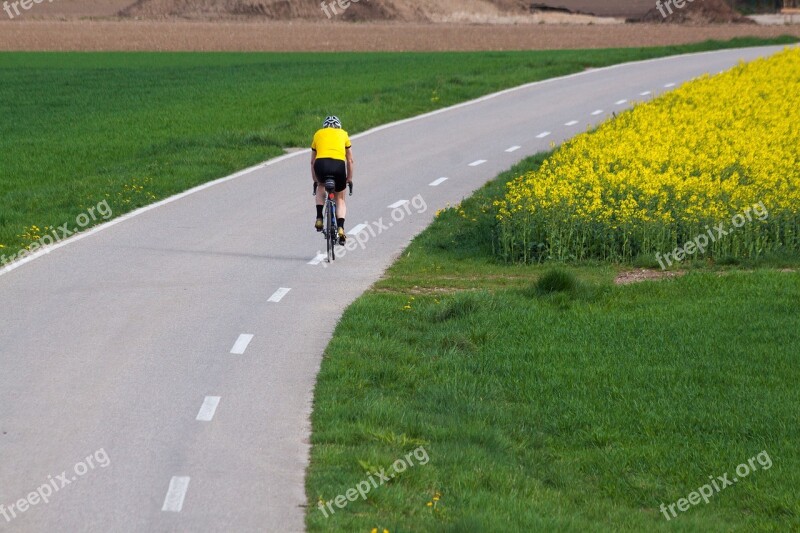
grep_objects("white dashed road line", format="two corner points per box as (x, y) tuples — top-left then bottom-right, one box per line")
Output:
(640, 90), (652, 96)
(196, 396), (221, 422)
(591, 109), (604, 116)
(267, 288), (291, 303)
(429, 177), (448, 187)
(505, 145), (521, 153)
(565, 120), (579, 126)
(230, 334), (254, 354)
(535, 131), (551, 139)
(615, 99), (628, 105)
(347, 223), (368, 235)
(308, 253), (326, 266)
(162, 477), (191, 512)
(664, 82), (676, 88)
(468, 159), (487, 167)
(387, 200), (409, 209)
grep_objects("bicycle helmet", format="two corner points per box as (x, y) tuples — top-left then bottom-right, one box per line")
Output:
(323, 116), (342, 129)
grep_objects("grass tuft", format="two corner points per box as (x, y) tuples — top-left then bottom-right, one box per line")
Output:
(432, 290), (492, 323)
(534, 268), (578, 295)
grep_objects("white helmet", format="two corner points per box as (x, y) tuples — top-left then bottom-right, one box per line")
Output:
(323, 116), (342, 129)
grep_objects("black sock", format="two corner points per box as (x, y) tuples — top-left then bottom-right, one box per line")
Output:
(337, 218), (345, 231)
(316, 205), (323, 218)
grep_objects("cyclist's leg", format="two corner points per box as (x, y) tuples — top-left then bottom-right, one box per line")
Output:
(335, 191), (346, 243)
(313, 160), (330, 231)
(334, 190), (347, 220)
(312, 185), (325, 231)
(315, 184), (326, 210)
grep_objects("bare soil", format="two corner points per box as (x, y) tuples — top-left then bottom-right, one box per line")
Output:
(614, 269), (686, 285)
(635, 0), (755, 24)
(0, 0), (754, 22)
(0, 0), (569, 21)
(532, 0), (656, 18)
(1, 20), (798, 51)
(0, 0), (795, 51)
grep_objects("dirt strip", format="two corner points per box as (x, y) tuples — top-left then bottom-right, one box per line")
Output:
(0, 21), (798, 51)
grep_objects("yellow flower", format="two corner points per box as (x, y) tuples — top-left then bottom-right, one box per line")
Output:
(496, 49), (800, 263)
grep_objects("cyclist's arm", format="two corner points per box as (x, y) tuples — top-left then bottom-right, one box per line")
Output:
(311, 150), (317, 183)
(345, 147), (354, 182)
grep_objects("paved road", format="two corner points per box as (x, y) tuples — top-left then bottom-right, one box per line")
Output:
(0, 45), (789, 532)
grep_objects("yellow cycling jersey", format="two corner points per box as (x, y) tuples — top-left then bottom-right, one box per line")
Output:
(311, 128), (352, 161)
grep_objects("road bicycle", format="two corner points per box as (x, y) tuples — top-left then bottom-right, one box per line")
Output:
(314, 178), (353, 263)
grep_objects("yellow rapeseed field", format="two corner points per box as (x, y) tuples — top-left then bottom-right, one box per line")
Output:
(496, 48), (800, 264)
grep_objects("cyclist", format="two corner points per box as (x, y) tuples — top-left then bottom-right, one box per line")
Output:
(311, 116), (354, 245)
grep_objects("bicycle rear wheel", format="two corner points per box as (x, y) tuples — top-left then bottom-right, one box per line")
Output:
(329, 204), (337, 262)
(325, 201), (335, 262)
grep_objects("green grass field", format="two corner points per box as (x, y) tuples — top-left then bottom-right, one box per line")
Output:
(305, 154), (800, 532)
(0, 36), (796, 262)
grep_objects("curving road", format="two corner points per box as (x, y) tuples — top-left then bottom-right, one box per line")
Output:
(0, 45), (790, 532)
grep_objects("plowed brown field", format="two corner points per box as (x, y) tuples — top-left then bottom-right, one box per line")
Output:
(1, 20), (797, 51)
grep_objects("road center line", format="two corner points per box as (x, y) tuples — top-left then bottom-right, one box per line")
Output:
(505, 145), (521, 153)
(468, 159), (487, 167)
(615, 99), (628, 105)
(535, 131), (551, 139)
(388, 200), (409, 209)
(640, 90), (652, 96)
(429, 177), (448, 187)
(591, 109), (604, 116)
(196, 396), (221, 422)
(347, 223), (368, 235)
(268, 287), (291, 303)
(664, 82), (676, 88)
(162, 477), (191, 512)
(230, 333), (254, 354)
(565, 120), (579, 126)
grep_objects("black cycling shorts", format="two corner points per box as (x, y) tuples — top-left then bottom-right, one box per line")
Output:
(314, 158), (347, 192)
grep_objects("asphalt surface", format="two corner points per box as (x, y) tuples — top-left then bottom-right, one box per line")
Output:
(0, 45), (790, 532)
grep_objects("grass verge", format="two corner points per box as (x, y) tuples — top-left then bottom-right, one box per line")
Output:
(305, 153), (800, 532)
(1, 36), (797, 260)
